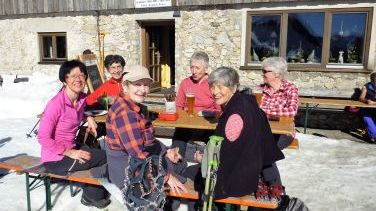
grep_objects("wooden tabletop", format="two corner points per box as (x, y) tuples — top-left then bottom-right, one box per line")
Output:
(95, 109), (294, 135)
(153, 110), (217, 130)
(299, 97), (376, 108)
(152, 109), (294, 135)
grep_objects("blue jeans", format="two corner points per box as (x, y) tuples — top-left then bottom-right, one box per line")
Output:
(361, 108), (376, 138)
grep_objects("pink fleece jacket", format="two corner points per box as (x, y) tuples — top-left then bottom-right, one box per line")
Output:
(37, 89), (86, 163)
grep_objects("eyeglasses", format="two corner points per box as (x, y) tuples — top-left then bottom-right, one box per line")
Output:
(262, 69), (273, 74)
(66, 74), (86, 80)
(109, 65), (124, 71)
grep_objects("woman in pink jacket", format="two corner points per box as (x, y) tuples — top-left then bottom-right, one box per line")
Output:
(37, 60), (110, 209)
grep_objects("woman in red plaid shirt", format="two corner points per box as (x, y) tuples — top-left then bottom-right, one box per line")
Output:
(259, 57), (299, 150)
(105, 65), (186, 194)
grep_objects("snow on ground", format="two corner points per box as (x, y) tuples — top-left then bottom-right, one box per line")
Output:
(1, 73), (376, 210)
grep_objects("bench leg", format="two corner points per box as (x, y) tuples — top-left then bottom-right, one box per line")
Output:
(25, 173), (31, 211)
(225, 204), (232, 211)
(69, 181), (80, 197)
(304, 104), (309, 134)
(303, 104), (318, 134)
(69, 181), (74, 197)
(44, 177), (52, 210)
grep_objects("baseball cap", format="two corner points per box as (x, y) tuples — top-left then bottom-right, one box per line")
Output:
(123, 65), (153, 82)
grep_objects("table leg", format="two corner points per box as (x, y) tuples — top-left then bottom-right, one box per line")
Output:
(44, 177), (52, 210)
(25, 173), (31, 211)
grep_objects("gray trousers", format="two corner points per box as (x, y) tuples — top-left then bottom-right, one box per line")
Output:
(105, 147), (129, 189)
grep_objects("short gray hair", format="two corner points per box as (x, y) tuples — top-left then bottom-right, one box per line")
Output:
(261, 57), (287, 78)
(208, 66), (239, 89)
(190, 51), (209, 68)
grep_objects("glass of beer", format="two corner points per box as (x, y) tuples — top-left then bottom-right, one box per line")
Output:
(186, 93), (195, 116)
(254, 92), (262, 106)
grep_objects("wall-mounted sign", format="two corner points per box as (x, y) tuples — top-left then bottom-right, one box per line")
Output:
(134, 0), (172, 8)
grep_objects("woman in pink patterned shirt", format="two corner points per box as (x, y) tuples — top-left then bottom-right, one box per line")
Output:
(259, 57), (299, 150)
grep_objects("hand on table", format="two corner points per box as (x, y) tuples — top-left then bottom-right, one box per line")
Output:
(167, 175), (186, 194)
(166, 147), (182, 164)
(64, 149), (91, 164)
(194, 151), (203, 163)
(367, 99), (376, 105)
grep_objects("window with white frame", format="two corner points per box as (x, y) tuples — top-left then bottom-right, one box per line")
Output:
(245, 8), (372, 71)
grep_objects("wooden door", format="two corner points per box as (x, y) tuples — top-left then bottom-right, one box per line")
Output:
(140, 21), (175, 92)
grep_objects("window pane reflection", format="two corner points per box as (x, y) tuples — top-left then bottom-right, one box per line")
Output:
(329, 13), (366, 64)
(42, 36), (53, 58)
(56, 36), (66, 59)
(287, 12), (324, 64)
(250, 15), (281, 62)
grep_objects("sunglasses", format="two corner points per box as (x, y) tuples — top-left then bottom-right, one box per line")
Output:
(262, 69), (273, 74)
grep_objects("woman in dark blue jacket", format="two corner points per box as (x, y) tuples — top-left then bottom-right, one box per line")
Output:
(359, 72), (376, 142)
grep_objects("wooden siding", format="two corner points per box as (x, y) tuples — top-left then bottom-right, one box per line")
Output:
(0, 0), (323, 16)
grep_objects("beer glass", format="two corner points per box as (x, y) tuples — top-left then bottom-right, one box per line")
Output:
(186, 93), (195, 116)
(254, 92), (262, 106)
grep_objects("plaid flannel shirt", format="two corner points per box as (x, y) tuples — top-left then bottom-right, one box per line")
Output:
(260, 80), (299, 117)
(105, 94), (154, 159)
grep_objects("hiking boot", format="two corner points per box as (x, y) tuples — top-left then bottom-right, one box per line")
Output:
(81, 194), (111, 209)
(269, 184), (285, 200)
(255, 179), (269, 199)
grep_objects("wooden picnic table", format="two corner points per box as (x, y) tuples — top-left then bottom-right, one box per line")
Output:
(94, 109), (295, 136)
(299, 97), (376, 133)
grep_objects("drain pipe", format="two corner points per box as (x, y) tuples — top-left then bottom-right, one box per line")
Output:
(95, 10), (106, 76)
(95, 10), (102, 64)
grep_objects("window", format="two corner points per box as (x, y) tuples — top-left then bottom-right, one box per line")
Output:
(286, 12), (324, 64)
(245, 8), (372, 71)
(329, 13), (367, 65)
(38, 32), (67, 63)
(251, 15), (281, 62)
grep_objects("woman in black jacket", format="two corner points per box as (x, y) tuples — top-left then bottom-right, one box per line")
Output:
(208, 66), (285, 199)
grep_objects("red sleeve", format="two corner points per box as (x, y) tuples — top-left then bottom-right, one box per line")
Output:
(86, 83), (106, 105)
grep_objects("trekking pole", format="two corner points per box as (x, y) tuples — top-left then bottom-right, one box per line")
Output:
(207, 153), (219, 211)
(26, 119), (40, 138)
(202, 135), (223, 211)
(203, 160), (212, 211)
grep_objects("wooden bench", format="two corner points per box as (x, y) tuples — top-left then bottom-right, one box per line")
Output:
(287, 138), (299, 149)
(0, 155), (279, 210)
(299, 96), (376, 134)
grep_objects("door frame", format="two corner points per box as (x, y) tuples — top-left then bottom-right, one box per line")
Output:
(139, 20), (175, 92)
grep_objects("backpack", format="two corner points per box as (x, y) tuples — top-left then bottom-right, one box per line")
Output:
(122, 155), (167, 211)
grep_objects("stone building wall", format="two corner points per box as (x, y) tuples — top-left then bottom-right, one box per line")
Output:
(98, 14), (142, 67)
(0, 3), (374, 97)
(175, 9), (243, 85)
(0, 14), (99, 75)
